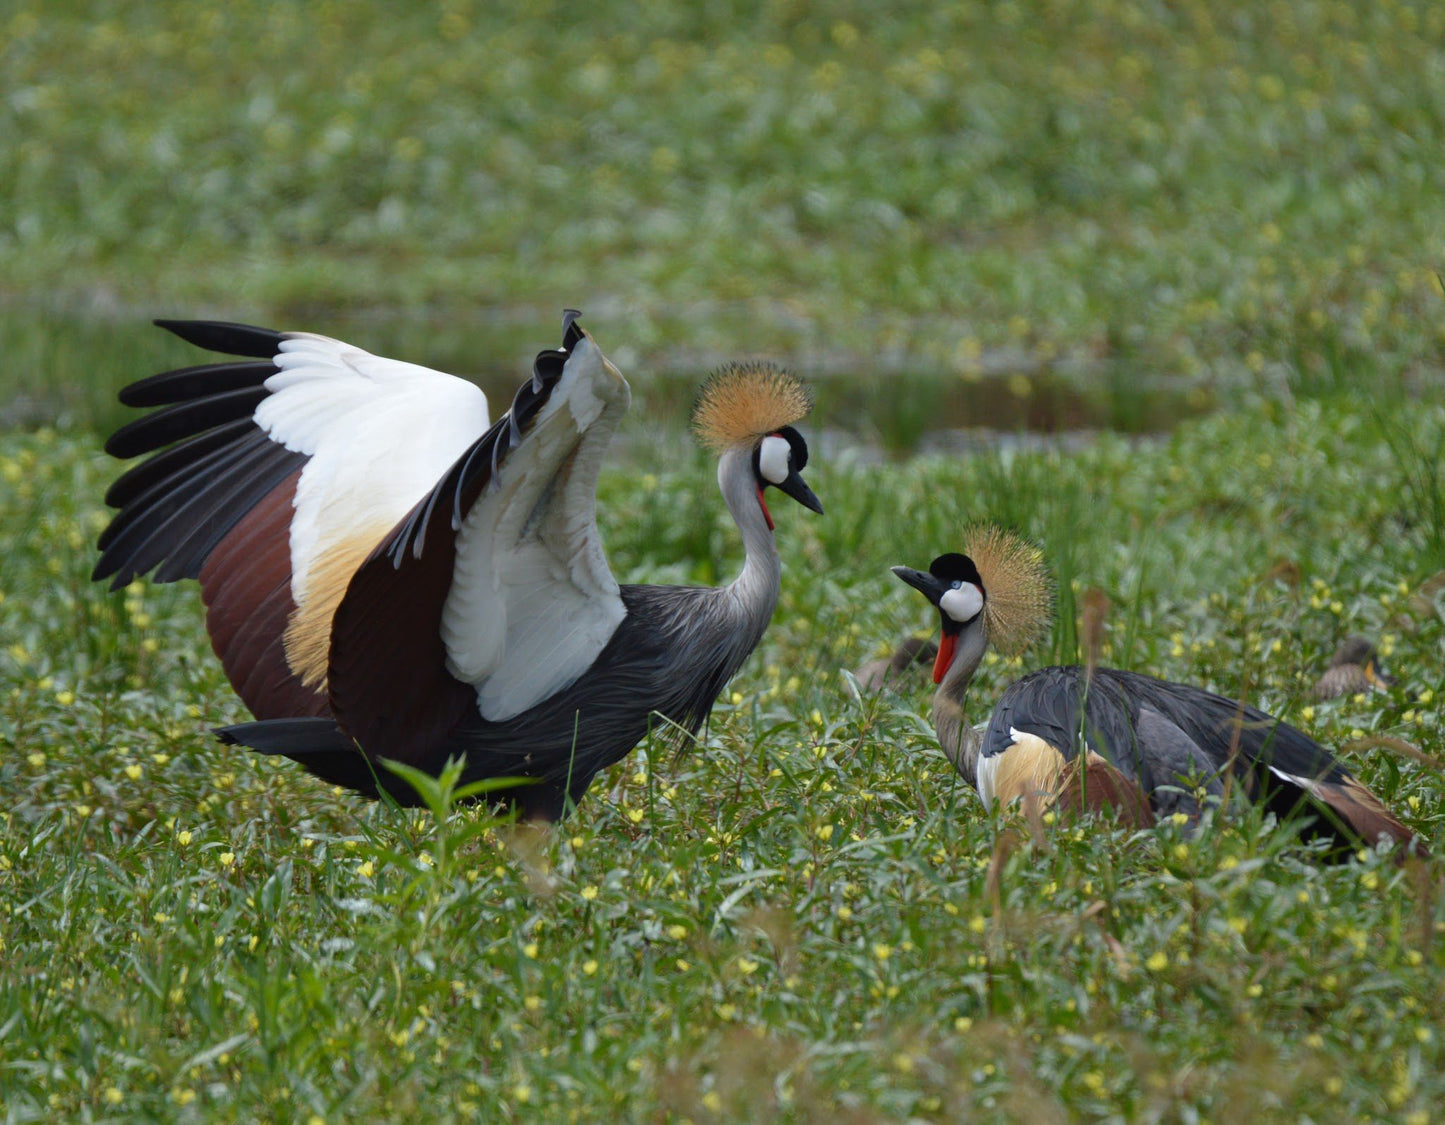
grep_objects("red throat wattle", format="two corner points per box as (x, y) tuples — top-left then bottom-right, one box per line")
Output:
(932, 633), (957, 683)
(756, 485), (774, 531)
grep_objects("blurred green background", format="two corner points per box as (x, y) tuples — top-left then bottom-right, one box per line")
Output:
(6, 4), (1445, 1120)
(5, 0), (1444, 440)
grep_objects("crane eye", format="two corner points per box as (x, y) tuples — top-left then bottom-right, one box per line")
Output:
(950, 580), (963, 589)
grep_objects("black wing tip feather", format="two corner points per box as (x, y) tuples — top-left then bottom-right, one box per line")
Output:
(154, 319), (286, 359)
(103, 385), (271, 459)
(93, 439), (304, 589)
(386, 309), (588, 563)
(90, 557), (130, 590)
(102, 418), (256, 509)
(118, 360), (277, 408)
(561, 308), (584, 347)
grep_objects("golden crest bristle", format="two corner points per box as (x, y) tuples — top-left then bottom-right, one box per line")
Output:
(691, 362), (813, 452)
(963, 525), (1054, 655)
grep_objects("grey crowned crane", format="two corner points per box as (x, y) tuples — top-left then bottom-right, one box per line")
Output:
(892, 527), (1426, 858)
(93, 312), (822, 820)
(1312, 636), (1394, 701)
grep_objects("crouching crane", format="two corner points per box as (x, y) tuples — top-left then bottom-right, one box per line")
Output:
(93, 312), (822, 819)
(851, 637), (938, 693)
(1312, 635), (1394, 701)
(892, 527), (1425, 857)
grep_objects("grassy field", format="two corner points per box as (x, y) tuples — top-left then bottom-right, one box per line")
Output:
(3, 398), (1444, 1120)
(4, 0), (1445, 1120)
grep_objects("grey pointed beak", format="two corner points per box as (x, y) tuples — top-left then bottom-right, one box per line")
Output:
(778, 469), (823, 514)
(892, 565), (946, 606)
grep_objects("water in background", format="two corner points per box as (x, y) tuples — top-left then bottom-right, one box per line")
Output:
(1, 303), (1211, 454)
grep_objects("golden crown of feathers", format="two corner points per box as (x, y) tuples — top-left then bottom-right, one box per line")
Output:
(691, 362), (813, 452)
(963, 524), (1054, 655)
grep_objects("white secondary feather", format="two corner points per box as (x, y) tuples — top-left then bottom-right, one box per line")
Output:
(976, 753), (998, 811)
(442, 336), (631, 722)
(253, 332), (492, 610)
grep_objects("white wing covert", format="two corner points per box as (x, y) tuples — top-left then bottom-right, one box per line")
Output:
(255, 332), (493, 688)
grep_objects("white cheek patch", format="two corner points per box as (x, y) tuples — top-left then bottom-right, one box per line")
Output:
(758, 435), (791, 485)
(939, 583), (984, 623)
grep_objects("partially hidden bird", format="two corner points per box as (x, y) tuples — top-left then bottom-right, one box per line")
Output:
(892, 527), (1425, 857)
(93, 312), (822, 819)
(852, 636), (938, 693)
(1312, 635), (1394, 701)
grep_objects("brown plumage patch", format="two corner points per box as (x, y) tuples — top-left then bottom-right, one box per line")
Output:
(963, 525), (1053, 655)
(1080, 587), (1110, 677)
(327, 490), (478, 767)
(690, 362), (812, 452)
(1054, 753), (1154, 828)
(1313, 636), (1390, 700)
(284, 522), (399, 691)
(1315, 775), (1427, 860)
(1312, 663), (1375, 701)
(1406, 569), (1445, 619)
(200, 470), (329, 720)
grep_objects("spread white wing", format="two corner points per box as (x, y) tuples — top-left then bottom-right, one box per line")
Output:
(94, 318), (492, 720)
(256, 332), (494, 686)
(96, 315), (631, 745)
(326, 317), (632, 754)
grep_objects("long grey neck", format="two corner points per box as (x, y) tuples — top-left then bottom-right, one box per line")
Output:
(717, 446), (780, 648)
(931, 624), (988, 788)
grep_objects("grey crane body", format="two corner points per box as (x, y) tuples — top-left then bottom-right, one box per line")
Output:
(975, 666), (1328, 819)
(451, 574), (773, 818)
(895, 550), (1424, 855)
(928, 625), (1235, 816)
(216, 402), (801, 819)
(98, 313), (820, 821)
(429, 447), (782, 816)
(237, 576), (774, 818)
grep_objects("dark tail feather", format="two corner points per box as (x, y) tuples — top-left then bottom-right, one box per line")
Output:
(215, 719), (424, 806)
(216, 717), (354, 755)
